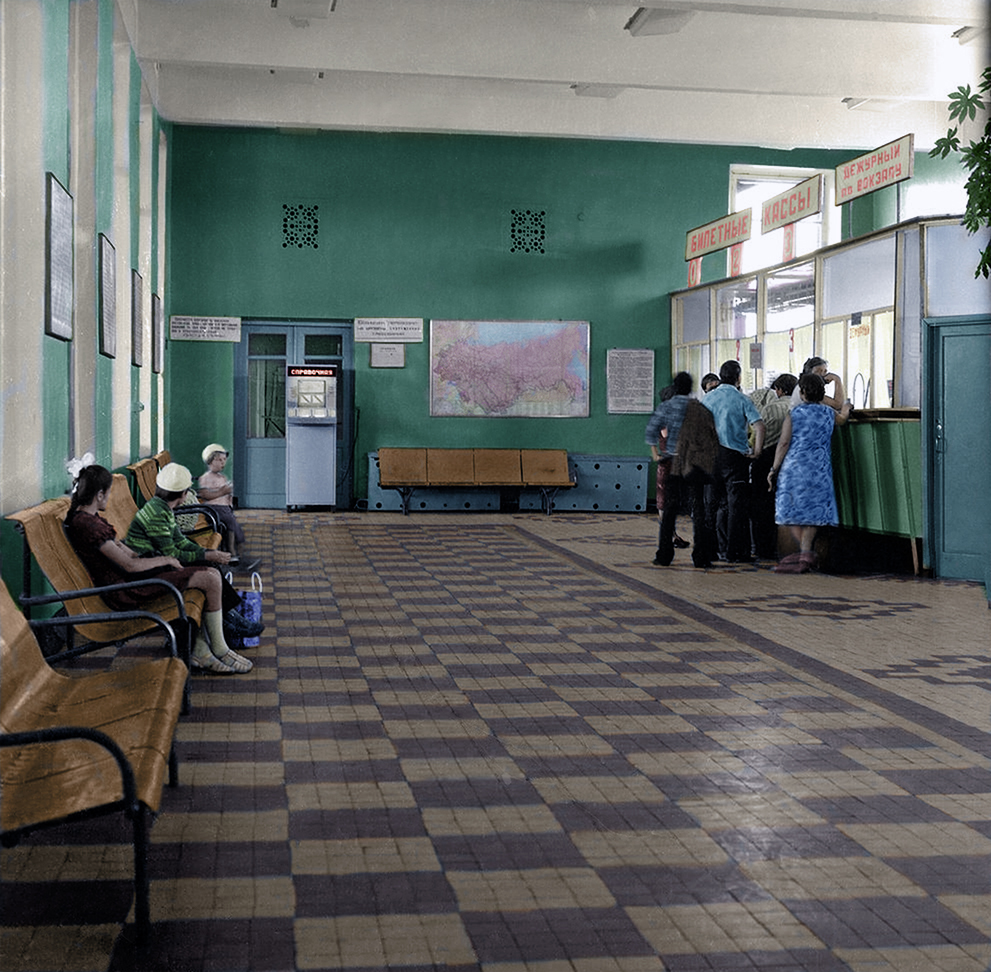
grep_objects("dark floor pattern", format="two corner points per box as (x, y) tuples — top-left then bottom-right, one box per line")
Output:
(1, 513), (989, 972)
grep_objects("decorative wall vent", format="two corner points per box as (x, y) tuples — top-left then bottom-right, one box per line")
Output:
(283, 203), (319, 248)
(510, 209), (546, 254)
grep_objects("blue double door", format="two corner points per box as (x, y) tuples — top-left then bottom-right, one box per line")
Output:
(233, 322), (354, 509)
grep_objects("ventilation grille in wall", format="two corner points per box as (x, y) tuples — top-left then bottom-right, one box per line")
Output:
(510, 209), (546, 254)
(283, 204), (319, 248)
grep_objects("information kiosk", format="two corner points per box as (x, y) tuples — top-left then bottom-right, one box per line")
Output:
(285, 364), (337, 508)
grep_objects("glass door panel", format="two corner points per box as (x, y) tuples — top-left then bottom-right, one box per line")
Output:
(715, 278), (757, 391)
(765, 262), (814, 380)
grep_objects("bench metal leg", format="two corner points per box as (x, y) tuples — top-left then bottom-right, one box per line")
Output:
(391, 486), (414, 515)
(540, 487), (559, 515)
(131, 803), (152, 949)
(168, 743), (179, 788)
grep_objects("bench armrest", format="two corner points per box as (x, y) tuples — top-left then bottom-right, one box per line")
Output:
(29, 610), (179, 659)
(0, 726), (139, 819)
(19, 577), (190, 621)
(174, 504), (224, 535)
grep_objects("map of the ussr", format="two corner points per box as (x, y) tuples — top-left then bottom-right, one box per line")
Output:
(429, 320), (589, 418)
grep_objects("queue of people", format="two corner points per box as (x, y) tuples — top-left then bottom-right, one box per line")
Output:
(644, 357), (852, 572)
(65, 445), (263, 675)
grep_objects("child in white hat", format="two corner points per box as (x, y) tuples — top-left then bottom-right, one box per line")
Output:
(197, 443), (250, 567)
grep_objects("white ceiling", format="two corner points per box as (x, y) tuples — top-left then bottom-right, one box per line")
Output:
(118, 0), (990, 151)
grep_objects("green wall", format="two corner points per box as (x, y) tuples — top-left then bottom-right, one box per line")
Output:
(167, 127), (855, 500)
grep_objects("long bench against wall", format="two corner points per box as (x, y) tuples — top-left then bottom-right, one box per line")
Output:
(367, 450), (648, 514)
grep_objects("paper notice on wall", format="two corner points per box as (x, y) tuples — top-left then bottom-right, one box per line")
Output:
(607, 348), (655, 413)
(354, 318), (424, 342)
(169, 316), (242, 341)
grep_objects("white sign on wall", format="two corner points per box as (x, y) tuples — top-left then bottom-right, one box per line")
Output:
(607, 348), (655, 414)
(169, 316), (242, 341)
(354, 318), (424, 343)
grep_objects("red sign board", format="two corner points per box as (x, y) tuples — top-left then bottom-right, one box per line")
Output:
(685, 208), (752, 260)
(835, 134), (914, 203)
(761, 175), (822, 234)
(288, 365), (337, 378)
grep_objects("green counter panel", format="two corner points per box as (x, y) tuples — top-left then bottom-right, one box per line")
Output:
(833, 418), (922, 538)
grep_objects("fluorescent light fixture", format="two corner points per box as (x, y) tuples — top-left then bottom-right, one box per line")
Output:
(271, 0), (336, 18)
(571, 83), (624, 99)
(625, 7), (696, 36)
(267, 68), (325, 84)
(842, 97), (902, 112)
(952, 25), (986, 44)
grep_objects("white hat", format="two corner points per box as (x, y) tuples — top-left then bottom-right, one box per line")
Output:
(202, 443), (228, 464)
(157, 462), (193, 492)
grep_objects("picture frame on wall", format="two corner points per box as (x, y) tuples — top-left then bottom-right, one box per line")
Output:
(152, 293), (164, 374)
(45, 172), (74, 341)
(99, 234), (116, 358)
(131, 270), (143, 367)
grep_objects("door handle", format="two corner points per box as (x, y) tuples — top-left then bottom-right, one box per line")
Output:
(934, 421), (945, 453)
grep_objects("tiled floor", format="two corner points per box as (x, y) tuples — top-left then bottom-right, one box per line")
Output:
(2, 511), (989, 972)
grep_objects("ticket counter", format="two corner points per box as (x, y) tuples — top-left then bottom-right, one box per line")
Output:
(671, 217), (991, 588)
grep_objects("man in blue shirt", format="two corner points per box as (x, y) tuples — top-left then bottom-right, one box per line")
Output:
(702, 360), (765, 563)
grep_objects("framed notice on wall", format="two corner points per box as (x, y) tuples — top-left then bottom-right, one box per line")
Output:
(607, 348), (654, 413)
(99, 234), (116, 358)
(369, 343), (406, 368)
(45, 172), (74, 341)
(131, 270), (143, 367)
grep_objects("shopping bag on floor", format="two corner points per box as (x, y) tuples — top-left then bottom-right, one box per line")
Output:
(224, 570), (264, 649)
(239, 572), (263, 647)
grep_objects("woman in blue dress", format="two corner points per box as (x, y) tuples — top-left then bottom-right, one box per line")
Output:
(767, 372), (851, 573)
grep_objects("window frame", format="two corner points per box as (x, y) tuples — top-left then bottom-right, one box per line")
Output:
(728, 164), (839, 277)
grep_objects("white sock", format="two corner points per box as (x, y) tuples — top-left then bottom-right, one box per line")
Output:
(203, 610), (231, 659)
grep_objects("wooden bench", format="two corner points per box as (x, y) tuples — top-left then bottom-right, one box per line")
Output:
(0, 580), (187, 948)
(377, 448), (576, 515)
(5, 497), (205, 710)
(126, 457), (222, 548)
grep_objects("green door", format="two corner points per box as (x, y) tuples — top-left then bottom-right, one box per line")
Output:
(924, 316), (991, 585)
(234, 322), (354, 509)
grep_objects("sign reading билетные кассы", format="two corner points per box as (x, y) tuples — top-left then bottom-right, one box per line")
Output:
(169, 316), (242, 341)
(685, 209), (752, 261)
(761, 175), (823, 234)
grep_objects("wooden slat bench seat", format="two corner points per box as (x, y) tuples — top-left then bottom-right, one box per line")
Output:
(378, 448), (576, 515)
(5, 497), (204, 714)
(0, 580), (187, 948)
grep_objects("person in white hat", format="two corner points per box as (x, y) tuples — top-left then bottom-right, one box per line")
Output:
(197, 443), (249, 567)
(125, 462), (265, 664)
